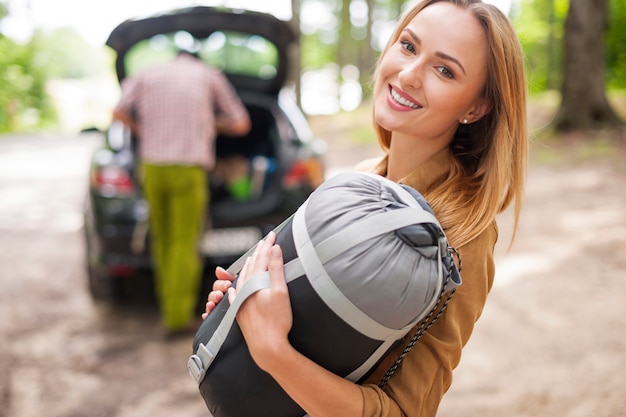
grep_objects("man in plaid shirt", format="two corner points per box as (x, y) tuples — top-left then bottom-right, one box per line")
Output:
(113, 49), (251, 335)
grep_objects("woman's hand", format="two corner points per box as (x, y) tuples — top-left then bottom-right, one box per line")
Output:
(206, 231), (363, 417)
(202, 266), (235, 320)
(227, 231), (293, 371)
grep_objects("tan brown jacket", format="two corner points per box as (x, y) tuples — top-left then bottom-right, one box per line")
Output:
(355, 149), (497, 417)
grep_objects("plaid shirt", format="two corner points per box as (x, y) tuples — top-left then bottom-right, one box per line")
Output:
(114, 54), (248, 169)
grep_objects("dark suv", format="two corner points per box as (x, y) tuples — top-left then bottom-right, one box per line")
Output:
(83, 7), (326, 302)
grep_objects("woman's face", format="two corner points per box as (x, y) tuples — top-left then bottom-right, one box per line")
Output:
(374, 2), (490, 144)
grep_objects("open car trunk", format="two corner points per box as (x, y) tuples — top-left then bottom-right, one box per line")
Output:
(84, 6), (326, 296)
(209, 100), (284, 225)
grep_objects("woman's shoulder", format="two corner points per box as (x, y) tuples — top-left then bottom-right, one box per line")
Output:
(457, 221), (499, 260)
(454, 221), (499, 294)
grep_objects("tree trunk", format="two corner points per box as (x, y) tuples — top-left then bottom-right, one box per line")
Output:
(546, 0), (558, 90)
(554, 0), (623, 131)
(338, 0), (353, 69)
(289, 0), (302, 107)
(359, 0), (377, 95)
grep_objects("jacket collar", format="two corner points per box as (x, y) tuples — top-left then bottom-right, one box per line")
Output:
(371, 148), (452, 193)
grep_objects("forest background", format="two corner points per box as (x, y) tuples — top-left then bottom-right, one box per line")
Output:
(0, 0), (624, 134)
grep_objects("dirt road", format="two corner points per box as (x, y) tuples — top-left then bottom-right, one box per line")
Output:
(1, 129), (625, 417)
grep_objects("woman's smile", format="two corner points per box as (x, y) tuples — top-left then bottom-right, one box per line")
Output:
(388, 85), (422, 110)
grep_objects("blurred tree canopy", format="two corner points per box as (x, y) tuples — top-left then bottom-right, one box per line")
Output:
(0, 29), (56, 132)
(514, 0), (626, 93)
(0, 0), (624, 133)
(605, 0), (626, 90)
(295, 0), (624, 130)
(0, 1), (109, 132)
(297, 0), (406, 93)
(296, 0), (625, 92)
(32, 27), (109, 80)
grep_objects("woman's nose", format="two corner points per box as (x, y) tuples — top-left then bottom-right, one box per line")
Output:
(398, 60), (424, 89)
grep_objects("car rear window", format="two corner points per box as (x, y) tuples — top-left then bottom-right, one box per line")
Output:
(124, 30), (279, 81)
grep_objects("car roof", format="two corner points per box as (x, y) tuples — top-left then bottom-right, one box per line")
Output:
(106, 6), (297, 95)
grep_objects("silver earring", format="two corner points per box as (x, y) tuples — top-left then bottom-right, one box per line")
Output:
(462, 118), (469, 124)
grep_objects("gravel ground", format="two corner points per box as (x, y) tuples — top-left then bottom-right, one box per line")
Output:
(1, 126), (625, 417)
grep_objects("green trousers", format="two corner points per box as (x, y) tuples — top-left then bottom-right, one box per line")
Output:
(141, 163), (207, 330)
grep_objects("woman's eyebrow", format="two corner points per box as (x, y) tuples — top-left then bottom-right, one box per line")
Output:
(402, 28), (466, 75)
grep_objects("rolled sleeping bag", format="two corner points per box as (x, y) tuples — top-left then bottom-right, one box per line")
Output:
(188, 171), (461, 417)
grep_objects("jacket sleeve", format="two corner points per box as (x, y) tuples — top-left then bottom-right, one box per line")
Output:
(359, 223), (498, 417)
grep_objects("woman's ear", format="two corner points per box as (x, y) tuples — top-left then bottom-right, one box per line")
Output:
(462, 97), (493, 124)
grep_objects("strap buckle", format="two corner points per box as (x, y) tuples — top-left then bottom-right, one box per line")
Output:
(188, 344), (212, 385)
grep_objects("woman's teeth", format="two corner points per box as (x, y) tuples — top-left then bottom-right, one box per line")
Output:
(390, 87), (420, 109)
(391, 87), (420, 109)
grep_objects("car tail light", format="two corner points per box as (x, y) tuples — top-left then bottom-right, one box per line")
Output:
(107, 264), (136, 277)
(282, 158), (325, 189)
(91, 166), (135, 197)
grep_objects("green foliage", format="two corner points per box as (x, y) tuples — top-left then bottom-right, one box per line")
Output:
(512, 0), (568, 93)
(0, 0), (114, 131)
(123, 31), (281, 80)
(0, 15), (113, 132)
(606, 0), (626, 89)
(31, 27), (109, 79)
(301, 33), (337, 69)
(514, 0), (626, 93)
(0, 35), (56, 132)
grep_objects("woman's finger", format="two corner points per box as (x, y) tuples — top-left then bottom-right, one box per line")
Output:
(229, 231), (278, 303)
(268, 244), (285, 287)
(214, 266), (235, 283)
(227, 285), (237, 304)
(250, 238), (271, 273)
(201, 302), (214, 320)
(208, 290), (224, 305)
(238, 256), (252, 285)
(212, 278), (232, 293)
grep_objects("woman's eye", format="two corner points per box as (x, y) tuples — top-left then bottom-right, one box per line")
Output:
(400, 40), (416, 53)
(437, 66), (454, 79)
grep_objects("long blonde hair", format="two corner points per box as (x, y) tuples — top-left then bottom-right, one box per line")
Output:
(373, 0), (528, 248)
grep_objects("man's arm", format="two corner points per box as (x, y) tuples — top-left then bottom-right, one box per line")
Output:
(211, 69), (252, 137)
(112, 109), (139, 133)
(215, 113), (251, 137)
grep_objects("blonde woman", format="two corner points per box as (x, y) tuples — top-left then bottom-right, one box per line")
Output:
(205, 1), (528, 416)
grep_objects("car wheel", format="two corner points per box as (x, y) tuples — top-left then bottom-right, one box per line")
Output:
(84, 230), (124, 302)
(87, 262), (113, 301)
